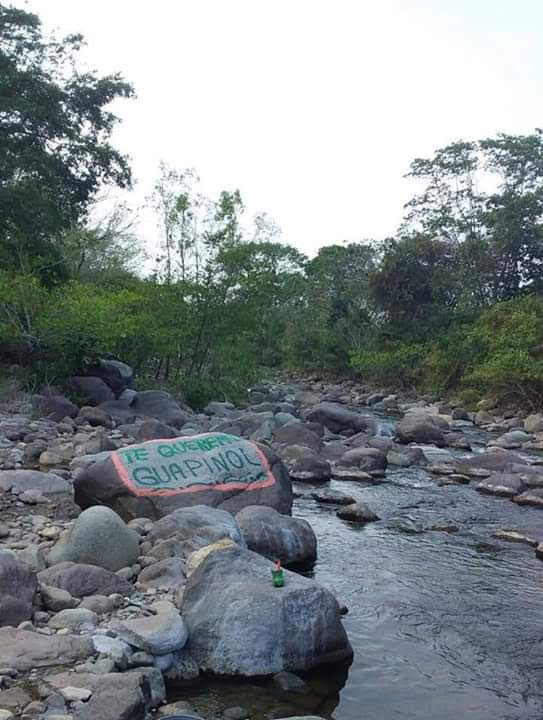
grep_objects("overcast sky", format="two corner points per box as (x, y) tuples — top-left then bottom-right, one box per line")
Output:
(14, 0), (543, 257)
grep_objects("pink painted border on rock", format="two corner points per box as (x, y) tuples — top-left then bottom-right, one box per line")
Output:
(110, 432), (276, 497)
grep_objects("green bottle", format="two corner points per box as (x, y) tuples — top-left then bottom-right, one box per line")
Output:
(272, 559), (284, 587)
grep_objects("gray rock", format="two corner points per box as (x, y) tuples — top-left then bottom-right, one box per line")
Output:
(284, 447), (332, 483)
(0, 627), (91, 671)
(338, 447), (387, 475)
(79, 595), (118, 615)
(91, 635), (133, 667)
(40, 584), (78, 612)
(162, 649), (200, 682)
(0, 552), (37, 627)
(47, 506), (140, 572)
(475, 473), (524, 497)
(134, 420), (177, 442)
(17, 544), (48, 572)
(38, 562), (134, 598)
(147, 505), (244, 550)
(49, 608), (98, 630)
(32, 395), (78, 422)
(44, 670), (151, 720)
(76, 407), (113, 428)
(130, 390), (191, 428)
(68, 377), (115, 406)
(336, 503), (379, 523)
(147, 539), (184, 561)
(204, 401), (237, 416)
(87, 359), (134, 395)
(513, 488), (543, 507)
(490, 430), (531, 449)
(236, 506), (317, 567)
(0, 470), (70, 498)
(60, 685), (92, 702)
(110, 610), (187, 655)
(459, 449), (527, 473)
(395, 415), (446, 446)
(310, 489), (355, 505)
(182, 545), (352, 676)
(74, 433), (292, 521)
(305, 403), (369, 434)
(76, 657), (116, 674)
(524, 413), (543, 433)
(273, 670), (309, 694)
(273, 423), (321, 452)
(135, 666), (166, 706)
(138, 558), (186, 590)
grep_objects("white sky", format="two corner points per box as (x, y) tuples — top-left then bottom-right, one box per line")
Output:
(13, 0), (543, 257)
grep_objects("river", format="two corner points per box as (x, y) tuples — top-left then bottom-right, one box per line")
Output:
(176, 412), (543, 720)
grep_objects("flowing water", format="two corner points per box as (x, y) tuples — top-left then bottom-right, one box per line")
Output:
(177, 415), (543, 720)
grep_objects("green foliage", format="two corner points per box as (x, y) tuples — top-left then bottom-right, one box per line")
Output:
(350, 297), (543, 408)
(350, 342), (426, 388)
(460, 296), (543, 406)
(0, 3), (134, 284)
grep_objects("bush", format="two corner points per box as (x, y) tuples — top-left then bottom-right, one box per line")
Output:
(350, 342), (426, 388)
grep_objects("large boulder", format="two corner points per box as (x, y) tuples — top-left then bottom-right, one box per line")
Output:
(38, 562), (134, 597)
(74, 432), (292, 521)
(87, 359), (134, 396)
(32, 394), (78, 422)
(305, 403), (369, 434)
(182, 545), (352, 676)
(281, 446), (331, 483)
(130, 391), (191, 429)
(146, 505), (245, 554)
(236, 506), (317, 567)
(68, 376), (115, 406)
(513, 488), (543, 507)
(338, 447), (387, 475)
(395, 415), (445, 446)
(0, 552), (38, 626)
(273, 422), (321, 452)
(0, 470), (71, 499)
(475, 473), (524, 497)
(47, 506), (140, 572)
(457, 448), (527, 474)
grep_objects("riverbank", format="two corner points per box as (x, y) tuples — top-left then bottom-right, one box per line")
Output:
(1, 376), (543, 720)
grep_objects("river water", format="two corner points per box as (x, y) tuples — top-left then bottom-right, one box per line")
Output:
(178, 414), (543, 720)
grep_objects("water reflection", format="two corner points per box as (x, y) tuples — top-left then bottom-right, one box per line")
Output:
(174, 410), (543, 720)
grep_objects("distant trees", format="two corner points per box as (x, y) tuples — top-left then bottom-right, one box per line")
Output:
(1, 0), (543, 409)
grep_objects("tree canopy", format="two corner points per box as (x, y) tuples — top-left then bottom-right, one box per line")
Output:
(0, 3), (134, 283)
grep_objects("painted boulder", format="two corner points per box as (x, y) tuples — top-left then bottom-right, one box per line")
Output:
(74, 432), (293, 521)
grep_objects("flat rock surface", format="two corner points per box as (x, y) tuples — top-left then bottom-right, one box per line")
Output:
(0, 627), (92, 670)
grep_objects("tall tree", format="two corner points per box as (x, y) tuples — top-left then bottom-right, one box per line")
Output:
(402, 131), (543, 306)
(0, 3), (134, 283)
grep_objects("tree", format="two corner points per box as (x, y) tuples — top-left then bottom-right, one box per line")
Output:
(0, 3), (134, 284)
(402, 131), (543, 307)
(59, 201), (145, 283)
(369, 234), (457, 339)
(283, 243), (376, 371)
(151, 164), (201, 283)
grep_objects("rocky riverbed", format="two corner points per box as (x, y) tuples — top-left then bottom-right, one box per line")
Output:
(1, 375), (543, 720)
